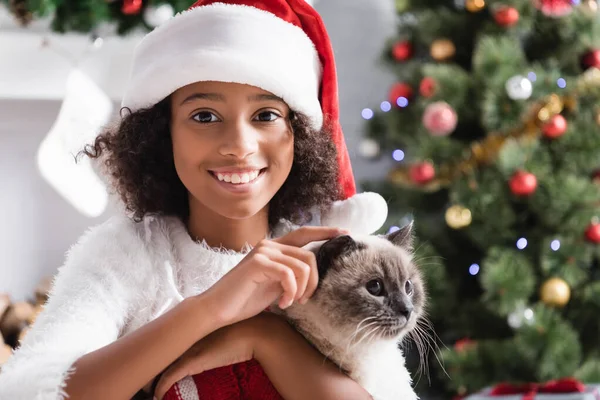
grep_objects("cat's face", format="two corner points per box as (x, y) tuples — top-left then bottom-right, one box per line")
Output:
(312, 223), (425, 342)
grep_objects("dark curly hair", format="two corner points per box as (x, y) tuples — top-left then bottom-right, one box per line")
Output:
(82, 96), (342, 228)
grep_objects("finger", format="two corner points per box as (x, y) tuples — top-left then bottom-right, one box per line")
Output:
(258, 258), (298, 309)
(262, 247), (311, 302)
(155, 360), (196, 400)
(274, 226), (348, 248)
(271, 244), (318, 303)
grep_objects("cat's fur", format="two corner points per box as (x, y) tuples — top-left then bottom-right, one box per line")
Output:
(276, 223), (425, 400)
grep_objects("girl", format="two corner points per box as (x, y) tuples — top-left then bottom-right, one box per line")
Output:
(0, 0), (387, 399)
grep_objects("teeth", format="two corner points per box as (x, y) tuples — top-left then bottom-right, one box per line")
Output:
(215, 170), (261, 185)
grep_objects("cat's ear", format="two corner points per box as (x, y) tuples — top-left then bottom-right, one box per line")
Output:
(316, 235), (359, 279)
(386, 221), (414, 251)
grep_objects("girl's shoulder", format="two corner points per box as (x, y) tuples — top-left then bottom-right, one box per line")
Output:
(58, 214), (179, 281)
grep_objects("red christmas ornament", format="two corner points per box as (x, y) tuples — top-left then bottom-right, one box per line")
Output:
(532, 0), (574, 17)
(454, 338), (476, 353)
(409, 162), (435, 184)
(392, 40), (413, 61)
(419, 77), (436, 98)
(582, 49), (600, 70)
(510, 171), (537, 196)
(494, 6), (520, 27)
(585, 222), (600, 243)
(542, 115), (567, 138)
(388, 82), (414, 107)
(422, 101), (457, 136)
(122, 0), (143, 15)
(592, 170), (600, 184)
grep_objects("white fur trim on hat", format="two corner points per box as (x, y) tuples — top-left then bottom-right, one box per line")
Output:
(320, 192), (389, 235)
(121, 3), (324, 129)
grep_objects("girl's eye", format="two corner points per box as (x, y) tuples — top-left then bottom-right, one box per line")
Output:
(192, 111), (219, 123)
(255, 111), (280, 122)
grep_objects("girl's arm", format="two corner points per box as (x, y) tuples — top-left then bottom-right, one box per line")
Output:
(0, 219), (225, 400)
(255, 313), (373, 400)
(65, 294), (221, 400)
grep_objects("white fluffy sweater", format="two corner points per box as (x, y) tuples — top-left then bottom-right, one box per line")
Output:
(0, 193), (388, 400)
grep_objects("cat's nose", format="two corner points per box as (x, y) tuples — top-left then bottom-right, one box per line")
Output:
(397, 302), (413, 320)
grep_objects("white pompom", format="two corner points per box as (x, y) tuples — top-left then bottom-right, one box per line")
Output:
(321, 192), (388, 235)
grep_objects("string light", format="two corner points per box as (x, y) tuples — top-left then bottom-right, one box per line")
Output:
(392, 149), (405, 161)
(361, 108), (374, 120)
(517, 238), (528, 250)
(557, 78), (567, 88)
(528, 72), (537, 82)
(469, 263), (480, 275)
(551, 239), (561, 251)
(396, 97), (409, 107)
(380, 101), (392, 112)
(388, 226), (400, 233)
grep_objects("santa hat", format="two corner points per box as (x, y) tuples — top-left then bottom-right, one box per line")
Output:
(121, 0), (356, 199)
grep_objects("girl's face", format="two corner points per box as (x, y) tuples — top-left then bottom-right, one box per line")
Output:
(170, 81), (294, 222)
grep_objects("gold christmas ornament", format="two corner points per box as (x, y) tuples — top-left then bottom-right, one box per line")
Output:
(595, 108), (600, 126)
(465, 0), (486, 12)
(540, 277), (571, 307)
(445, 205), (472, 229)
(430, 39), (456, 61)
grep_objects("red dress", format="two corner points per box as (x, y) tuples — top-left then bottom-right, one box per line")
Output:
(163, 359), (284, 400)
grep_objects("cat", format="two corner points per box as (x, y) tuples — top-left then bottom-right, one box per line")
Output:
(275, 222), (425, 400)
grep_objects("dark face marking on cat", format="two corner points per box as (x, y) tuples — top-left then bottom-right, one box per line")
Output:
(311, 222), (425, 341)
(316, 235), (365, 283)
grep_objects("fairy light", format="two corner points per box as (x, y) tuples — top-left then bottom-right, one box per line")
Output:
(392, 149), (405, 161)
(557, 78), (567, 88)
(361, 108), (374, 120)
(380, 101), (392, 112)
(551, 239), (561, 251)
(388, 226), (400, 234)
(469, 263), (480, 275)
(517, 238), (528, 250)
(528, 72), (537, 82)
(396, 97), (409, 108)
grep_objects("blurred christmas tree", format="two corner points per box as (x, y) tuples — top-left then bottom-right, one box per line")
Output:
(2, 0), (188, 35)
(363, 0), (600, 397)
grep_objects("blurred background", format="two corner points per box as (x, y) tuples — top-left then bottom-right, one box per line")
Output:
(1, 0), (600, 399)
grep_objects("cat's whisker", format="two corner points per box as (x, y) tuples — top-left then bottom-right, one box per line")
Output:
(411, 317), (450, 382)
(411, 324), (432, 384)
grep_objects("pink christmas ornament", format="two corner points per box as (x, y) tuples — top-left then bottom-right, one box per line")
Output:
(422, 101), (458, 136)
(532, 0), (574, 17)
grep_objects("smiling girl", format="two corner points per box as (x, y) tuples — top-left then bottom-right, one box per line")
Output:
(0, 1), (387, 399)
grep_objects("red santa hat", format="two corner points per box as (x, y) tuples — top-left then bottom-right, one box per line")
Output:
(121, 0), (356, 199)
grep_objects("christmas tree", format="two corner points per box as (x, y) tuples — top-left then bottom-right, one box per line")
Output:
(363, 0), (600, 397)
(2, 0), (188, 34)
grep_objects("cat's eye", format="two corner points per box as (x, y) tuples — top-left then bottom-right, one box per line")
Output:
(405, 280), (414, 296)
(366, 279), (384, 296)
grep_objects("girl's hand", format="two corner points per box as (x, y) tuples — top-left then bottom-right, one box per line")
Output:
(154, 314), (274, 400)
(202, 226), (346, 327)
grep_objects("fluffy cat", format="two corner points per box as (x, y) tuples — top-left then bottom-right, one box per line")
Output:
(275, 222), (425, 400)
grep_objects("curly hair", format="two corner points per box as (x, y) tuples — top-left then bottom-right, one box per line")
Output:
(82, 97), (342, 228)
